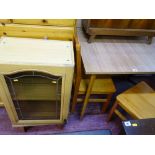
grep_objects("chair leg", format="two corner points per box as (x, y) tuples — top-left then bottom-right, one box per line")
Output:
(80, 75), (96, 119)
(71, 78), (81, 113)
(102, 93), (113, 113)
(107, 100), (118, 121)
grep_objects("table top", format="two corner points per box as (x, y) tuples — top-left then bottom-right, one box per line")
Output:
(0, 37), (74, 67)
(122, 118), (155, 135)
(78, 29), (155, 74)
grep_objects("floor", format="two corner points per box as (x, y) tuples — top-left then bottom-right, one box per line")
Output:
(0, 74), (155, 135)
(0, 107), (121, 135)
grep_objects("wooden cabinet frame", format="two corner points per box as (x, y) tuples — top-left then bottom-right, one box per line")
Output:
(0, 19), (79, 128)
(0, 66), (74, 127)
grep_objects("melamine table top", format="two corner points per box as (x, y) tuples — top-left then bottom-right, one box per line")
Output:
(78, 29), (155, 74)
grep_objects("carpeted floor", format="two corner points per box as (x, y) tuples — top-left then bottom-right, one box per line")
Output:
(0, 107), (121, 135)
(57, 129), (112, 135)
(0, 75), (154, 135)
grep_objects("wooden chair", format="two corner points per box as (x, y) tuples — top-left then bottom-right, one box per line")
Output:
(108, 81), (155, 121)
(71, 36), (116, 117)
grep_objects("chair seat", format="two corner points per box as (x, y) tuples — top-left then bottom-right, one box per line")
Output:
(79, 78), (116, 94)
(117, 81), (155, 119)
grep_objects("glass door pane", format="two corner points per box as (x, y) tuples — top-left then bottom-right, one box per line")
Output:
(5, 71), (62, 120)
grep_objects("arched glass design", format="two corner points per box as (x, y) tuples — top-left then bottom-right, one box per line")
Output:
(5, 71), (62, 120)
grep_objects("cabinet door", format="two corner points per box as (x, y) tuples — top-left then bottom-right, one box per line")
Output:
(4, 71), (62, 120)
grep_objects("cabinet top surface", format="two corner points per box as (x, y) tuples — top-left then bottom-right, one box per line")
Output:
(0, 37), (74, 67)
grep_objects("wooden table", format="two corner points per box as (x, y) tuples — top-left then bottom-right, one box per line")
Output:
(78, 28), (155, 118)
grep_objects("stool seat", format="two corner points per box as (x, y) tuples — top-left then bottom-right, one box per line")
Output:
(108, 81), (155, 121)
(79, 78), (116, 94)
(117, 82), (155, 119)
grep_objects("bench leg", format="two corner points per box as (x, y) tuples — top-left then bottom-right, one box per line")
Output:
(88, 35), (96, 43)
(147, 36), (153, 44)
(108, 101), (118, 121)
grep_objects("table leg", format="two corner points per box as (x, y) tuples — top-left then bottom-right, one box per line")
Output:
(80, 75), (96, 119)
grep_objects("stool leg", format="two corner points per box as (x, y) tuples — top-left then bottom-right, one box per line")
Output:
(80, 75), (96, 119)
(108, 101), (118, 121)
(17, 127), (29, 132)
(102, 93), (113, 113)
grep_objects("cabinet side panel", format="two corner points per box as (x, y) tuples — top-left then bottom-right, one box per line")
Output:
(0, 75), (18, 124)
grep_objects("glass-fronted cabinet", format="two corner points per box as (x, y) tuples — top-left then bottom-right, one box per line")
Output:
(0, 37), (74, 128)
(5, 71), (62, 120)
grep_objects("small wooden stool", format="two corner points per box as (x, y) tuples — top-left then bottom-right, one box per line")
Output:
(78, 78), (116, 118)
(108, 81), (155, 121)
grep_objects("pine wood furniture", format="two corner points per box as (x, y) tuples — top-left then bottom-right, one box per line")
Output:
(0, 19), (78, 107)
(77, 76), (116, 119)
(108, 82), (155, 121)
(0, 19), (80, 128)
(0, 98), (3, 107)
(82, 19), (155, 43)
(78, 28), (155, 119)
(0, 36), (74, 127)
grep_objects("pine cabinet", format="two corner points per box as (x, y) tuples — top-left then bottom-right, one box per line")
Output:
(0, 36), (74, 127)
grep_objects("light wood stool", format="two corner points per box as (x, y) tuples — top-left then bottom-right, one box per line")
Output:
(79, 78), (116, 118)
(108, 81), (155, 121)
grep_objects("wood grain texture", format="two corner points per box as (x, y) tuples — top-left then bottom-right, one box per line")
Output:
(0, 92), (3, 107)
(89, 19), (155, 29)
(0, 20), (77, 125)
(0, 24), (74, 40)
(71, 28), (116, 114)
(0, 36), (74, 126)
(117, 81), (155, 119)
(78, 28), (155, 74)
(0, 101), (4, 107)
(80, 75), (96, 119)
(0, 37), (74, 67)
(79, 79), (116, 94)
(0, 19), (75, 27)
